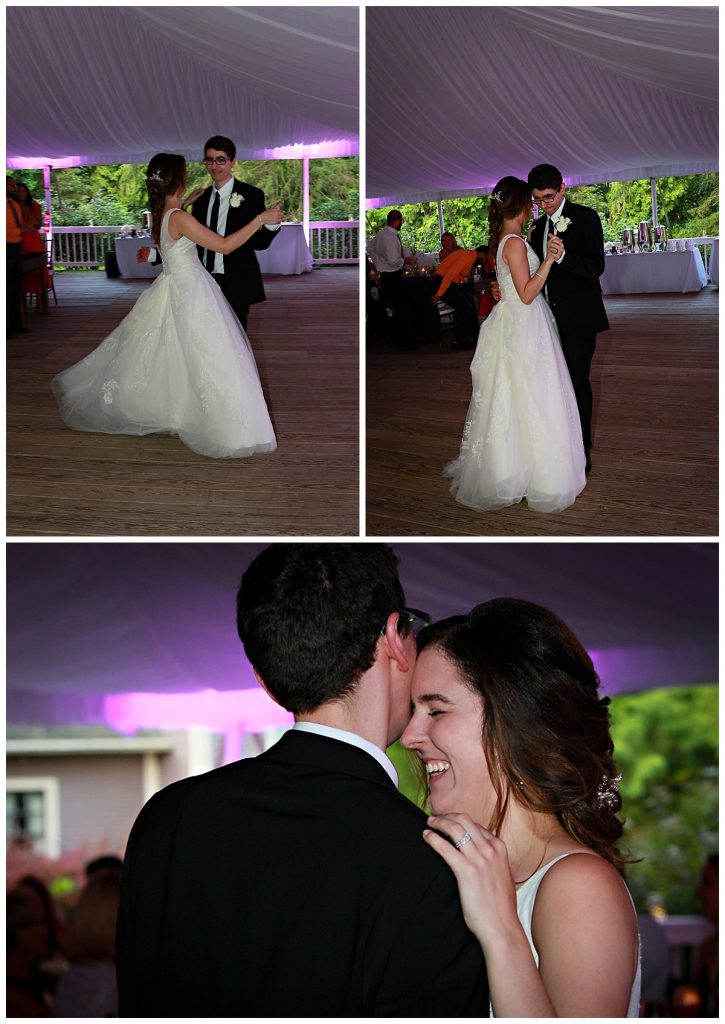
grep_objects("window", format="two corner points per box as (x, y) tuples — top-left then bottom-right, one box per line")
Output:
(6, 777), (60, 857)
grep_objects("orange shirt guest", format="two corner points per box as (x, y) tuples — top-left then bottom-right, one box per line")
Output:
(433, 247), (489, 301)
(438, 231), (461, 263)
(6, 177), (29, 337)
(431, 247), (490, 351)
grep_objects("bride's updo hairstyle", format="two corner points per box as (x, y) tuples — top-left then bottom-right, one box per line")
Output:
(487, 176), (531, 257)
(417, 598), (628, 870)
(146, 153), (187, 244)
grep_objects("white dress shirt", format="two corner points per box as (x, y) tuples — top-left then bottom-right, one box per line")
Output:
(372, 225), (405, 273)
(293, 721), (399, 787)
(204, 177), (281, 275)
(205, 176), (235, 276)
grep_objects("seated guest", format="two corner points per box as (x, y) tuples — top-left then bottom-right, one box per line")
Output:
(6, 887), (52, 1016)
(438, 231), (461, 263)
(431, 246), (489, 350)
(695, 853), (718, 1016)
(54, 868), (121, 1017)
(476, 244), (499, 320)
(85, 854), (123, 880)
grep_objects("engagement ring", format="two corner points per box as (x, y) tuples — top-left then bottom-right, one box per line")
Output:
(454, 832), (472, 849)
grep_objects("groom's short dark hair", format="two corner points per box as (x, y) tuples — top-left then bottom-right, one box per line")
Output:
(528, 164), (563, 192)
(236, 543), (406, 714)
(204, 135), (236, 160)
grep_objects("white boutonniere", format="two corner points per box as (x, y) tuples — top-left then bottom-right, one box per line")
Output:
(229, 192), (244, 208)
(555, 216), (572, 233)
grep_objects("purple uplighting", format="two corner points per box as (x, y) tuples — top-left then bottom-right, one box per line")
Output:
(261, 140), (358, 160)
(104, 689), (293, 736)
(7, 155), (91, 169)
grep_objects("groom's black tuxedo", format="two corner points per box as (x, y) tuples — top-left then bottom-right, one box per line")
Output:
(191, 178), (277, 329)
(116, 729), (488, 1017)
(530, 197), (609, 452)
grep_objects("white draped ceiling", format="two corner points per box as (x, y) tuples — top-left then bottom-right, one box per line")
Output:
(6, 6), (359, 169)
(366, 6), (718, 205)
(6, 543), (716, 733)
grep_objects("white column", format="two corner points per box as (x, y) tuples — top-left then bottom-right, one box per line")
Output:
(437, 198), (444, 236)
(302, 156), (310, 243)
(650, 177), (659, 227)
(186, 726), (217, 776)
(141, 753), (162, 802)
(43, 165), (53, 259)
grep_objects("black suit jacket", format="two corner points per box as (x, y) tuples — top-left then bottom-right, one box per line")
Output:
(530, 198), (610, 336)
(117, 730), (489, 1017)
(191, 178), (278, 307)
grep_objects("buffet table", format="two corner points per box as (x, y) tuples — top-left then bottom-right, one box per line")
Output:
(116, 236), (161, 279)
(601, 249), (708, 295)
(256, 223), (313, 275)
(116, 223), (313, 279)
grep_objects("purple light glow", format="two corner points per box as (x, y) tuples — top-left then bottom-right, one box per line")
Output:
(104, 688), (293, 736)
(7, 155), (92, 169)
(260, 140), (358, 160)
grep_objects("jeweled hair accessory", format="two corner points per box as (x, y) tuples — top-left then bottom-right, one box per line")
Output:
(596, 774), (622, 811)
(491, 190), (502, 203)
(148, 170), (165, 184)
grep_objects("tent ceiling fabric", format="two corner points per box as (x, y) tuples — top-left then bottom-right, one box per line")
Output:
(6, 543), (717, 729)
(366, 6), (718, 205)
(6, 7), (359, 168)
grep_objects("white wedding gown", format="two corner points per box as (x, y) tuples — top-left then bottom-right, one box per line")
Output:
(489, 852), (642, 1017)
(51, 208), (277, 459)
(444, 233), (585, 512)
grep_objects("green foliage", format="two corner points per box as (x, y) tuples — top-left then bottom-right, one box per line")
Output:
(13, 156), (359, 226)
(387, 740), (427, 809)
(367, 174), (719, 250)
(610, 685), (718, 915)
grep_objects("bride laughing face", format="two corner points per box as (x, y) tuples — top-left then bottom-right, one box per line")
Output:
(401, 647), (497, 824)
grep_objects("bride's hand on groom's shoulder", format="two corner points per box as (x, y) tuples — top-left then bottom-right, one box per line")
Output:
(182, 187), (205, 209)
(423, 812), (520, 951)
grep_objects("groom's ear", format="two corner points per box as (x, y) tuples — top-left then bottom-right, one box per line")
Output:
(380, 613), (413, 673)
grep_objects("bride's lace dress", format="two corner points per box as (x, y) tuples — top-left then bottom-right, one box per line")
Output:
(444, 233), (585, 512)
(51, 208), (277, 459)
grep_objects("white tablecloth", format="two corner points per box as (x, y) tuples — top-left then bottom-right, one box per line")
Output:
(256, 223), (313, 275)
(117, 224), (313, 278)
(601, 249), (708, 295)
(708, 239), (718, 285)
(115, 236), (161, 278)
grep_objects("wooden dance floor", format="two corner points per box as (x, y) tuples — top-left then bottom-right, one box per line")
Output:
(7, 268), (359, 536)
(366, 287), (718, 537)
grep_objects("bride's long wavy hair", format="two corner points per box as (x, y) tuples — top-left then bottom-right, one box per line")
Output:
(487, 176), (531, 258)
(146, 153), (187, 244)
(415, 598), (631, 871)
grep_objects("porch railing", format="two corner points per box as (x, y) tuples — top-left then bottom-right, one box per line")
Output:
(52, 227), (123, 268)
(308, 221), (358, 264)
(51, 222), (360, 269)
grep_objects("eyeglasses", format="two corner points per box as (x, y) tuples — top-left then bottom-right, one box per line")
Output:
(380, 607), (432, 638)
(203, 157), (231, 167)
(532, 187), (562, 204)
